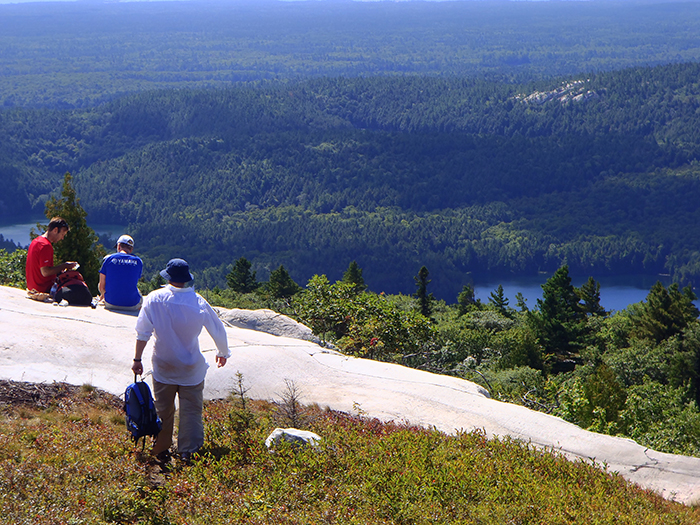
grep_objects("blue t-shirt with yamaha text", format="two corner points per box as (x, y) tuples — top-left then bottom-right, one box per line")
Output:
(100, 252), (143, 307)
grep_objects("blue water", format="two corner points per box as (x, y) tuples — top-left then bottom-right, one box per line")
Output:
(0, 219), (126, 248)
(0, 220), (676, 312)
(472, 273), (674, 313)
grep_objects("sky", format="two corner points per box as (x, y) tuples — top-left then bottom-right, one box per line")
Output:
(0, 0), (461, 4)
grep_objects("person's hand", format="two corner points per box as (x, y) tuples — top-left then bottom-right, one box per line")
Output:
(64, 261), (78, 271)
(216, 356), (227, 368)
(131, 359), (143, 376)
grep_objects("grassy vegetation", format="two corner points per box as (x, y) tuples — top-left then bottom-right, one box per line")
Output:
(0, 381), (698, 524)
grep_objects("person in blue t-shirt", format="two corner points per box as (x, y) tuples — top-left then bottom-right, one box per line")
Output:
(99, 234), (143, 311)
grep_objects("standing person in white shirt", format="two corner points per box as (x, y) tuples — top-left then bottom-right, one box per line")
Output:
(131, 258), (230, 463)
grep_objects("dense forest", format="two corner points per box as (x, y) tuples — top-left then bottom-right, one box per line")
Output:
(2, 0), (700, 108)
(4, 63), (700, 297)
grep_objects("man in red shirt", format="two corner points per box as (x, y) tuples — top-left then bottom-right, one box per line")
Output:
(25, 217), (78, 297)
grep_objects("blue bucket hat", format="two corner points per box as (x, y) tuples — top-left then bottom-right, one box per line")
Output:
(160, 258), (194, 283)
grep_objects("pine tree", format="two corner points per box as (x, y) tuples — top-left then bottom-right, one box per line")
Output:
(227, 257), (258, 293)
(515, 292), (529, 312)
(531, 265), (585, 359)
(341, 260), (366, 294)
(43, 172), (105, 294)
(413, 265), (434, 319)
(577, 276), (606, 316)
(631, 282), (699, 342)
(267, 265), (301, 299)
(488, 284), (510, 316)
(457, 284), (478, 316)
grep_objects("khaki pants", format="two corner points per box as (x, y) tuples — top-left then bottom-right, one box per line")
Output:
(151, 379), (205, 455)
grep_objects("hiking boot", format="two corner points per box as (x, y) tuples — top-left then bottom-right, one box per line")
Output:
(154, 451), (171, 466)
(179, 450), (199, 465)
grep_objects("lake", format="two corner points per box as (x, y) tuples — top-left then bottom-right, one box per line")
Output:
(0, 218), (126, 248)
(471, 273), (673, 313)
(0, 220), (675, 312)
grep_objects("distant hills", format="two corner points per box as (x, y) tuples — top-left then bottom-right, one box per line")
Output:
(2, 0), (700, 107)
(3, 62), (700, 298)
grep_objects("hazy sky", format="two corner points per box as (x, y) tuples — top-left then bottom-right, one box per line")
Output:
(0, 0), (425, 4)
(0, 0), (457, 4)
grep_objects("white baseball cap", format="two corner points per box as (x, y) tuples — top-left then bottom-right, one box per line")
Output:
(116, 234), (134, 248)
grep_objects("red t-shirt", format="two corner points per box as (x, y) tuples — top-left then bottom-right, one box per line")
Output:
(26, 236), (55, 292)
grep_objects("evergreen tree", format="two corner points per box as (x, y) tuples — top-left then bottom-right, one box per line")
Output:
(227, 256), (258, 293)
(488, 284), (510, 316)
(138, 273), (166, 296)
(531, 265), (585, 360)
(515, 292), (529, 312)
(341, 260), (367, 294)
(413, 265), (434, 319)
(43, 172), (105, 294)
(631, 282), (699, 343)
(267, 265), (301, 299)
(457, 284), (478, 316)
(577, 276), (606, 317)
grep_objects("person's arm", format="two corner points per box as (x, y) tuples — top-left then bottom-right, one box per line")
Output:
(131, 339), (148, 375)
(98, 273), (106, 301)
(202, 300), (230, 368)
(40, 261), (77, 277)
(132, 301), (153, 375)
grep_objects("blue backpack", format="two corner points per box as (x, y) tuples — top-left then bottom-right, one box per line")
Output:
(124, 376), (162, 448)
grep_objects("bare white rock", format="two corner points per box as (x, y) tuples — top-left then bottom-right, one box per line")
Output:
(265, 427), (322, 449)
(216, 307), (321, 344)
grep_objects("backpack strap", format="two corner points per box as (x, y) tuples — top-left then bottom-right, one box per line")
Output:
(131, 380), (146, 407)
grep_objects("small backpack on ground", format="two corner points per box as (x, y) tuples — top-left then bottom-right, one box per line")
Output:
(54, 270), (93, 306)
(124, 376), (162, 449)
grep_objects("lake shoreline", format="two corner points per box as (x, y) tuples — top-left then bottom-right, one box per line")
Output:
(0, 222), (680, 312)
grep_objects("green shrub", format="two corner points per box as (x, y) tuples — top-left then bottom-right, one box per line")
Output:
(553, 363), (627, 434)
(619, 382), (700, 456)
(293, 275), (433, 361)
(463, 365), (548, 406)
(0, 248), (26, 288)
(204, 287), (281, 311)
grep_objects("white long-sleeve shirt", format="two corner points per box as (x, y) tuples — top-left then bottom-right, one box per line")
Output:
(135, 284), (230, 386)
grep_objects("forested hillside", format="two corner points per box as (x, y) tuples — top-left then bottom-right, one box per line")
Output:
(3, 63), (700, 297)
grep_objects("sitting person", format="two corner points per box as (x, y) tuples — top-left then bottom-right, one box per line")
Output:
(25, 216), (78, 300)
(98, 234), (143, 310)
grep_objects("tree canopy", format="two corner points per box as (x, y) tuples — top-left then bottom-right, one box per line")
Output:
(5, 61), (700, 298)
(41, 173), (105, 293)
